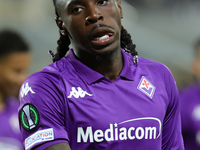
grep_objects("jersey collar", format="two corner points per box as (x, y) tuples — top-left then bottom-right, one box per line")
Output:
(66, 49), (135, 85)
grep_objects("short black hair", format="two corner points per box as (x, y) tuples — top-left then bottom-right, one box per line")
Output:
(0, 29), (29, 57)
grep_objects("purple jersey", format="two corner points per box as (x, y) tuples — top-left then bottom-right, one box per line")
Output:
(18, 49), (184, 150)
(180, 83), (200, 150)
(0, 97), (24, 150)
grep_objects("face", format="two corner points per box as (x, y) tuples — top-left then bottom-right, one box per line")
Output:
(0, 52), (31, 98)
(56, 0), (123, 58)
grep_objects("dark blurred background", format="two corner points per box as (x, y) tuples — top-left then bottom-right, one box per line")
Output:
(1, 0), (200, 89)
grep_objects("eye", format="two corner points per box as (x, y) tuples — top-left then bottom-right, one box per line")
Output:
(72, 7), (83, 14)
(98, 0), (108, 6)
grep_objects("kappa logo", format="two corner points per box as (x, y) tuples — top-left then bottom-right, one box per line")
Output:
(137, 76), (156, 99)
(67, 87), (93, 98)
(21, 83), (35, 98)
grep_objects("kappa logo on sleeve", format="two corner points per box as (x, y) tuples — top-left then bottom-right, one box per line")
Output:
(137, 76), (156, 99)
(25, 128), (54, 150)
(20, 83), (35, 98)
(20, 103), (40, 131)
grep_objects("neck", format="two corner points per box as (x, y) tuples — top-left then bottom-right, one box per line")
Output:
(75, 47), (123, 81)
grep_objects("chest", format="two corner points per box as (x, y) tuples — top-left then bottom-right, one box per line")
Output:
(64, 77), (168, 135)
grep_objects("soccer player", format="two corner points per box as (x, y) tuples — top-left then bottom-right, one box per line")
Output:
(180, 39), (200, 150)
(18, 0), (184, 150)
(0, 29), (31, 150)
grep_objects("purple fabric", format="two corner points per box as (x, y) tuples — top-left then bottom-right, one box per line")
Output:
(180, 83), (200, 150)
(18, 49), (184, 150)
(0, 97), (24, 150)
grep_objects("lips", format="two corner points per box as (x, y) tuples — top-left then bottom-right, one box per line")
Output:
(88, 27), (115, 46)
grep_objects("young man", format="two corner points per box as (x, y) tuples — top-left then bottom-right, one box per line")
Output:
(0, 29), (31, 150)
(18, 0), (184, 150)
(180, 39), (200, 150)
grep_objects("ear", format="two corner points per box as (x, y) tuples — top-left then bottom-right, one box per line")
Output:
(117, 0), (123, 19)
(56, 17), (63, 30)
(55, 17), (67, 36)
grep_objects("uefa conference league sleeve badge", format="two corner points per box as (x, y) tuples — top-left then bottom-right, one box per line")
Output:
(19, 103), (40, 131)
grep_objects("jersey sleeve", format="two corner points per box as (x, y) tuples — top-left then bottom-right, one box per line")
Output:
(18, 70), (69, 150)
(161, 66), (184, 150)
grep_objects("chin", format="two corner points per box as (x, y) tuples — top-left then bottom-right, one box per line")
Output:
(94, 45), (120, 60)
(95, 40), (120, 51)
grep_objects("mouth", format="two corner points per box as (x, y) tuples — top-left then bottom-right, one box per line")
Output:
(89, 26), (115, 47)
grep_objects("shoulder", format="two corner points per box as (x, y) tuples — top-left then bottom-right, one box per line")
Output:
(19, 57), (77, 102)
(139, 57), (170, 71)
(18, 62), (68, 112)
(23, 68), (60, 89)
(138, 57), (173, 79)
(19, 59), (70, 101)
(25, 57), (72, 84)
(137, 57), (178, 98)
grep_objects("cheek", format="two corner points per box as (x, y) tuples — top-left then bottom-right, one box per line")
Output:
(1, 64), (24, 85)
(65, 16), (85, 36)
(66, 19), (89, 47)
(103, 6), (121, 27)
(2, 69), (17, 84)
(0, 69), (13, 94)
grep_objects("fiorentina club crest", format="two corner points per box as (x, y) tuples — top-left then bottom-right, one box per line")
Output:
(137, 76), (156, 99)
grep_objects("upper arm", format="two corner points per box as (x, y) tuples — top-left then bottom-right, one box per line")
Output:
(161, 66), (184, 149)
(45, 143), (71, 150)
(18, 72), (70, 150)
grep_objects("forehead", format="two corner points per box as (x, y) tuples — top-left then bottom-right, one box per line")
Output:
(0, 52), (31, 64)
(56, 0), (85, 6)
(55, 0), (80, 12)
(56, 0), (116, 7)
(55, 0), (116, 17)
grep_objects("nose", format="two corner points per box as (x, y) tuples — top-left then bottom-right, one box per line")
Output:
(85, 7), (103, 25)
